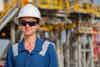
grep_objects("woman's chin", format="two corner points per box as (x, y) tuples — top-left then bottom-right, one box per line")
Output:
(24, 32), (33, 36)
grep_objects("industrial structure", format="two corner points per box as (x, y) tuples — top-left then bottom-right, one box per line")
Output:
(0, 0), (100, 67)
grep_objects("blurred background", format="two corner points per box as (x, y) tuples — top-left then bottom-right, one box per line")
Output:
(0, 0), (100, 67)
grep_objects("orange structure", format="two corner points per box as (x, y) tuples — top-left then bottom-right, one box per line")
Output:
(93, 28), (99, 62)
(23, 0), (29, 5)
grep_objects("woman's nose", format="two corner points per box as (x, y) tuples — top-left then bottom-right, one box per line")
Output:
(26, 24), (30, 27)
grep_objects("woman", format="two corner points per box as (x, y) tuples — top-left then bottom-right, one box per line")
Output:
(4, 4), (58, 67)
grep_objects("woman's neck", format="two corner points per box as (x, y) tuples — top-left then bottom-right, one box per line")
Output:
(24, 34), (36, 44)
(24, 34), (36, 53)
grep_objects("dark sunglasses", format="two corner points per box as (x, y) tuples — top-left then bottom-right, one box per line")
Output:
(19, 20), (38, 26)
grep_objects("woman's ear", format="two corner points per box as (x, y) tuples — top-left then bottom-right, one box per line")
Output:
(37, 24), (40, 29)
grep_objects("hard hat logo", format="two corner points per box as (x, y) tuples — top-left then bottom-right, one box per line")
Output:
(17, 4), (41, 19)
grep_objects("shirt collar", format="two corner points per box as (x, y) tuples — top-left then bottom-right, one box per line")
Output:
(18, 38), (43, 53)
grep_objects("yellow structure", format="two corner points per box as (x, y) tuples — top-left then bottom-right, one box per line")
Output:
(94, 6), (100, 17)
(37, 0), (51, 9)
(0, 0), (16, 20)
(37, 0), (64, 10)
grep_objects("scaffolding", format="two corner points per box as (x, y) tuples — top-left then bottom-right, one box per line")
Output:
(0, 0), (100, 67)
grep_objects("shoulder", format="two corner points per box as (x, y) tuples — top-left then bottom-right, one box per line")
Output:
(48, 41), (55, 48)
(38, 38), (56, 49)
(44, 40), (56, 49)
(39, 38), (56, 56)
(45, 40), (57, 55)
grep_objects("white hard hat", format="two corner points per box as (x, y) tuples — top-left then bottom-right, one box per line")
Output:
(17, 4), (41, 19)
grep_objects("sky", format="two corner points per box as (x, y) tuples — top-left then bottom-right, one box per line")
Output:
(94, 0), (100, 5)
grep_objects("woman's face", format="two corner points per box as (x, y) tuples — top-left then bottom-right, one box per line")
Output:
(19, 17), (39, 36)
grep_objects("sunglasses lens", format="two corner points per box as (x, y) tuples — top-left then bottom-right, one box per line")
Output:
(19, 20), (38, 26)
(28, 22), (37, 26)
(20, 22), (26, 26)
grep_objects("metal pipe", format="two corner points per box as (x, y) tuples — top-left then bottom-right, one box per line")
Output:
(0, 8), (19, 31)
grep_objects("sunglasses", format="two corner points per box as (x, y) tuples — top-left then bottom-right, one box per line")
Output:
(19, 20), (38, 26)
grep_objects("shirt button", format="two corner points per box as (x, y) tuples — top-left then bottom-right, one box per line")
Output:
(28, 54), (30, 56)
(28, 54), (32, 56)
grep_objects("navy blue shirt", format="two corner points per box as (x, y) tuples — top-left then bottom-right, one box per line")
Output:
(4, 38), (58, 67)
